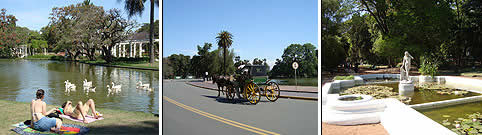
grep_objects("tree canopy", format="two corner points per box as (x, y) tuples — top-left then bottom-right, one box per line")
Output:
(322, 0), (482, 70)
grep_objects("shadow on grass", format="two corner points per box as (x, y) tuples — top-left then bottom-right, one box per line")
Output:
(201, 95), (270, 105)
(87, 120), (158, 135)
(189, 80), (204, 82)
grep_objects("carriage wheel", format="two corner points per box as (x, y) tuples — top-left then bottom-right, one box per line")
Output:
(244, 82), (260, 104)
(226, 85), (236, 101)
(264, 82), (280, 102)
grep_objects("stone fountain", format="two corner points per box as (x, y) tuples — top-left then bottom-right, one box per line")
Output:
(399, 51), (414, 96)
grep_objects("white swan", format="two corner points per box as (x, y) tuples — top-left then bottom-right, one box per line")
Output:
(107, 85), (112, 97)
(107, 82), (121, 96)
(112, 82), (122, 92)
(136, 81), (151, 91)
(83, 79), (92, 89)
(90, 87), (96, 93)
(64, 80), (76, 93)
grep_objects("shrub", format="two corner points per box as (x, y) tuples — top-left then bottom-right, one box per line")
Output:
(418, 56), (439, 77)
(26, 54), (55, 59)
(50, 56), (66, 61)
(333, 75), (354, 80)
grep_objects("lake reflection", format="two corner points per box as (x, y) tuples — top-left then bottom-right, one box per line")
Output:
(0, 59), (158, 114)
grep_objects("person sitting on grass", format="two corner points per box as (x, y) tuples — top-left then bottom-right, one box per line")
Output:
(31, 89), (63, 133)
(60, 99), (103, 124)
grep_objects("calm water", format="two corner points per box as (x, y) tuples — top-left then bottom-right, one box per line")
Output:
(378, 83), (480, 105)
(419, 102), (482, 128)
(0, 59), (158, 114)
(343, 83), (480, 105)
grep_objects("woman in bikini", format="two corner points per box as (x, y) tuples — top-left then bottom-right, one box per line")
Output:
(61, 99), (102, 124)
(31, 89), (63, 133)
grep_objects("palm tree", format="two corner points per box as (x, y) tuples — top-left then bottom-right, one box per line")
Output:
(216, 31), (233, 75)
(118, 0), (159, 63)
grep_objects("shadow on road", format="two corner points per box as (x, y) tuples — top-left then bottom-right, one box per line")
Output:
(202, 95), (270, 105)
(189, 80), (204, 82)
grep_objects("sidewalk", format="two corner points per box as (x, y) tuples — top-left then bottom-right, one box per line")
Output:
(187, 81), (318, 100)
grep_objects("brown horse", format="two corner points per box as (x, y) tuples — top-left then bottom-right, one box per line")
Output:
(213, 75), (235, 99)
(212, 75), (225, 97)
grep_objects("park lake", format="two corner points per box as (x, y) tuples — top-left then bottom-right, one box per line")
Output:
(0, 59), (158, 114)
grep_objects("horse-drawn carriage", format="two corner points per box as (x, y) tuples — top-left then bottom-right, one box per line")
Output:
(214, 65), (281, 104)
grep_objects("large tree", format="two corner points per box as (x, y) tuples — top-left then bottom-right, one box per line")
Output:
(216, 31), (233, 75)
(167, 54), (191, 78)
(71, 1), (105, 60)
(98, 9), (136, 63)
(0, 9), (20, 57)
(136, 20), (159, 39)
(49, 1), (135, 61)
(49, 3), (88, 60)
(271, 43), (318, 78)
(118, 0), (159, 63)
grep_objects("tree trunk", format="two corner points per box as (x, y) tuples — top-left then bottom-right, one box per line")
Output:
(66, 49), (74, 61)
(88, 48), (96, 61)
(224, 47), (226, 75)
(149, 0), (155, 63)
(102, 46), (114, 63)
(74, 50), (82, 61)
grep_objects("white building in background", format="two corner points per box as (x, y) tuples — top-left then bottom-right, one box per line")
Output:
(112, 32), (159, 58)
(12, 45), (28, 58)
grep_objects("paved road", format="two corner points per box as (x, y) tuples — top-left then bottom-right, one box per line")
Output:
(162, 80), (317, 135)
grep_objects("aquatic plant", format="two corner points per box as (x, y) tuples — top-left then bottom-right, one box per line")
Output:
(417, 83), (469, 96)
(341, 85), (411, 104)
(445, 112), (482, 135)
(333, 75), (354, 80)
(339, 96), (363, 101)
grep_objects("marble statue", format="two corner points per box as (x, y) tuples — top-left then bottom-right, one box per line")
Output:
(400, 51), (414, 83)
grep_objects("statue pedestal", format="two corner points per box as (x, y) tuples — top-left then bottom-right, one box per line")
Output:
(399, 82), (414, 96)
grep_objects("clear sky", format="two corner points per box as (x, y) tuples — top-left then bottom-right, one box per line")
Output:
(163, 0), (318, 68)
(2, 0), (159, 31)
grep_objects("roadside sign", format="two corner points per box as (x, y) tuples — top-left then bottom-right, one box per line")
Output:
(292, 62), (299, 69)
(292, 62), (298, 90)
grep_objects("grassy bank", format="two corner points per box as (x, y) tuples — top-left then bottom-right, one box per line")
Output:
(23, 54), (159, 70)
(24, 54), (63, 60)
(272, 78), (318, 86)
(80, 58), (159, 70)
(0, 100), (158, 134)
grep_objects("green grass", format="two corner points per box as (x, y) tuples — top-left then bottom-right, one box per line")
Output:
(1, 100), (158, 134)
(79, 59), (159, 70)
(111, 62), (159, 70)
(333, 75), (354, 80)
(272, 78), (317, 86)
(24, 55), (56, 60)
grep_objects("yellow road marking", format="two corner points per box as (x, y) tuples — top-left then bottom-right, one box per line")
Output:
(163, 96), (280, 135)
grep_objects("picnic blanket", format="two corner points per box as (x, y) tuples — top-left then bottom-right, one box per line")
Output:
(11, 123), (89, 135)
(60, 115), (103, 123)
(60, 114), (104, 123)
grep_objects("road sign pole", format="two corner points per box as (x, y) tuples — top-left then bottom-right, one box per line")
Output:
(295, 68), (297, 91)
(292, 62), (299, 91)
